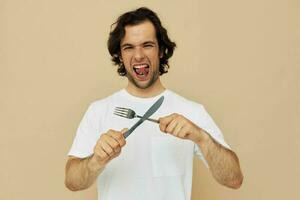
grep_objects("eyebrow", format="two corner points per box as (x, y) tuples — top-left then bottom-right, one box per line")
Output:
(121, 41), (156, 48)
(143, 41), (156, 45)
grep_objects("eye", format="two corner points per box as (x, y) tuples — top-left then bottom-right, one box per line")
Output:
(144, 44), (154, 48)
(123, 46), (133, 51)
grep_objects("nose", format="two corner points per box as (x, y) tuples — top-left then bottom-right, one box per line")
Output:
(133, 47), (145, 61)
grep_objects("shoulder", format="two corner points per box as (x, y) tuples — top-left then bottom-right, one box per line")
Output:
(163, 90), (208, 122)
(87, 90), (123, 113)
(165, 90), (205, 111)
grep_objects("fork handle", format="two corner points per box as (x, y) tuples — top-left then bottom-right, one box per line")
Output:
(137, 115), (159, 123)
(147, 118), (159, 123)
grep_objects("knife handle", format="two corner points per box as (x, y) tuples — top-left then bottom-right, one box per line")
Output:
(123, 119), (143, 138)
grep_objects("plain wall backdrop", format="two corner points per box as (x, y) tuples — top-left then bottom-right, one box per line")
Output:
(0, 0), (299, 199)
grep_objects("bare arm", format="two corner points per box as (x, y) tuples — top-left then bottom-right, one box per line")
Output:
(159, 113), (243, 189)
(196, 130), (243, 189)
(65, 155), (104, 191)
(65, 129), (127, 191)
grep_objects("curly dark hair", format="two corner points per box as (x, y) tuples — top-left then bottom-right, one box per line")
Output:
(107, 7), (176, 76)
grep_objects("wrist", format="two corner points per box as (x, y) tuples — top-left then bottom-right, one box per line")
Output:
(194, 127), (209, 145)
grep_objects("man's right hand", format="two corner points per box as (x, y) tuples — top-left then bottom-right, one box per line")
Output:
(90, 128), (127, 169)
(65, 128), (127, 191)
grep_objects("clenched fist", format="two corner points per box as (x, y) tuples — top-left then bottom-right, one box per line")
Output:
(91, 128), (127, 168)
(159, 113), (207, 143)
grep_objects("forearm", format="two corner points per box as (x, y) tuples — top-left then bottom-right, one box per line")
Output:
(65, 155), (105, 191)
(197, 130), (243, 189)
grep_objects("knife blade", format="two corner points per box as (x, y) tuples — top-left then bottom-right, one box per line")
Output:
(123, 95), (164, 138)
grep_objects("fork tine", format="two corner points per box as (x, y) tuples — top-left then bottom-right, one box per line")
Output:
(114, 108), (127, 113)
(114, 107), (126, 111)
(114, 110), (128, 115)
(115, 106), (126, 109)
(114, 111), (127, 116)
(114, 107), (135, 119)
(114, 112), (127, 117)
(115, 107), (129, 111)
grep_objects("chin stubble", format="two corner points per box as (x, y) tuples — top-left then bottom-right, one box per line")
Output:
(126, 68), (159, 89)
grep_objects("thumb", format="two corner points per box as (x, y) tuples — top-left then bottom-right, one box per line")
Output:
(121, 128), (128, 134)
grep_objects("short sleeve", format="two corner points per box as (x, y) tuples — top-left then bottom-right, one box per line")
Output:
(193, 104), (231, 167)
(68, 103), (100, 158)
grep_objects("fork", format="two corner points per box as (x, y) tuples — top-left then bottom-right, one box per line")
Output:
(114, 107), (159, 123)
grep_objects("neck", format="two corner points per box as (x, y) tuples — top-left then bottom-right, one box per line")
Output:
(125, 79), (165, 98)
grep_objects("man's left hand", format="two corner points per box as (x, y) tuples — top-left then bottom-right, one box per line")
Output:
(159, 113), (207, 143)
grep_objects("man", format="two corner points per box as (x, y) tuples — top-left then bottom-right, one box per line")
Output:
(65, 7), (243, 200)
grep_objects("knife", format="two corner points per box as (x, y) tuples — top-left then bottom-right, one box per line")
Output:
(123, 95), (164, 138)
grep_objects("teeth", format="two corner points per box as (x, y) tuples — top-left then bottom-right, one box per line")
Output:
(133, 64), (149, 76)
(133, 64), (148, 69)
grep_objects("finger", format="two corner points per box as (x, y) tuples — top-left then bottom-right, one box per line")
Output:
(121, 128), (128, 134)
(94, 131), (118, 162)
(100, 141), (114, 157)
(178, 126), (190, 139)
(111, 149), (122, 158)
(166, 119), (178, 134)
(173, 123), (184, 137)
(107, 132), (124, 157)
(94, 147), (109, 161)
(159, 114), (178, 132)
(94, 145), (110, 162)
(105, 135), (121, 153)
(110, 129), (127, 147)
(165, 114), (184, 135)
(159, 120), (167, 133)
(97, 141), (121, 163)
(173, 118), (188, 136)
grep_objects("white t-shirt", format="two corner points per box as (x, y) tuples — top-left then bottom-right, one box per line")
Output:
(68, 89), (230, 200)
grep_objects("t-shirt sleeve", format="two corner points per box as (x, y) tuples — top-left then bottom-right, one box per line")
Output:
(193, 104), (231, 167)
(68, 102), (100, 158)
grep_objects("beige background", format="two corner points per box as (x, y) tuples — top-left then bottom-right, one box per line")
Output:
(1, 0), (299, 199)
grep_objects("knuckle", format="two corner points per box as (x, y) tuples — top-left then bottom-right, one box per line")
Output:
(97, 139), (104, 147)
(172, 113), (179, 117)
(159, 120), (165, 126)
(107, 129), (116, 135)
(96, 150), (106, 159)
(116, 133), (122, 139)
(112, 143), (119, 149)
(100, 133), (110, 141)
(159, 126), (164, 132)
(99, 134), (106, 140)
(176, 114), (183, 119)
(120, 140), (126, 147)
(166, 126), (172, 133)
(107, 150), (113, 156)
(115, 147), (121, 153)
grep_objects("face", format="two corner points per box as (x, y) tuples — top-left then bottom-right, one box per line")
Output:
(120, 20), (161, 90)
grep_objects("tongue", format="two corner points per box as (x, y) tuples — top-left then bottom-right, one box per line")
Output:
(136, 67), (149, 75)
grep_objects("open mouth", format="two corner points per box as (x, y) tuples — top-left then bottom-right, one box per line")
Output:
(133, 64), (150, 79)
